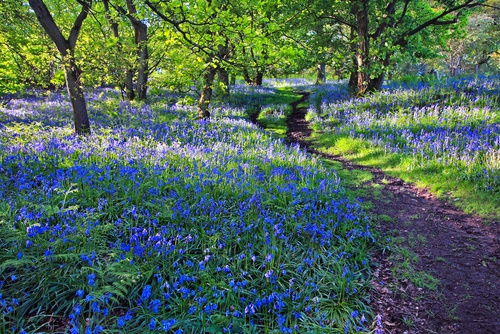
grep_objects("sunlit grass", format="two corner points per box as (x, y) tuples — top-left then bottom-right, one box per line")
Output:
(308, 76), (500, 218)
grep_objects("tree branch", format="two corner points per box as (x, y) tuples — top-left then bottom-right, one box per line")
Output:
(371, 1), (397, 39)
(395, 0), (484, 47)
(319, 14), (356, 30)
(68, 0), (92, 50)
(28, 0), (68, 55)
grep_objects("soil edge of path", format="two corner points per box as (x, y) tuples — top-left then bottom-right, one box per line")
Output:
(286, 92), (500, 334)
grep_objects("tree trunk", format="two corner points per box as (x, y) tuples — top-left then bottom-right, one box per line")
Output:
(125, 0), (148, 100)
(242, 68), (253, 85)
(103, 0), (136, 101)
(125, 69), (135, 100)
(316, 63), (326, 84)
(255, 71), (263, 86)
(347, 26), (359, 95)
(369, 73), (385, 91)
(198, 65), (217, 119)
(216, 42), (230, 99)
(353, 0), (370, 96)
(369, 54), (390, 91)
(65, 58), (90, 134)
(135, 22), (148, 100)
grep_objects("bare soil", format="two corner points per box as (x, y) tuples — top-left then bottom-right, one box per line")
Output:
(286, 92), (500, 334)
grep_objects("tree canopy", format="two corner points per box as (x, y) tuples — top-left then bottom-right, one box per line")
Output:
(1, 0), (498, 119)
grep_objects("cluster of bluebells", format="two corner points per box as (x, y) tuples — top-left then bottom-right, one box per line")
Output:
(0, 86), (374, 333)
(309, 76), (500, 192)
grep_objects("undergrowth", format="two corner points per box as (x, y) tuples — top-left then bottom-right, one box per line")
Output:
(0, 86), (376, 333)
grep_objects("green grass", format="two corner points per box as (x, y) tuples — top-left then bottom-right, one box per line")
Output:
(256, 104), (293, 138)
(309, 131), (499, 220)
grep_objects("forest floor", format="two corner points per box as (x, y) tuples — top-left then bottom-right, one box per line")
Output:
(285, 92), (500, 334)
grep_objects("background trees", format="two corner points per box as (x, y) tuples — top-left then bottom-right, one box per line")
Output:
(0, 1), (56, 93)
(1, 0), (498, 109)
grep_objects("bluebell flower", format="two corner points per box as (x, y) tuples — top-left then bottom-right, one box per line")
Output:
(73, 304), (82, 316)
(117, 317), (125, 328)
(91, 301), (100, 313)
(149, 318), (156, 330)
(87, 273), (96, 287)
(245, 303), (256, 315)
(140, 284), (152, 301)
(149, 299), (161, 313)
(161, 318), (176, 332)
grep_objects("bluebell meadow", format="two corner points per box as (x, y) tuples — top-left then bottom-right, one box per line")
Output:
(308, 76), (500, 193)
(0, 84), (375, 333)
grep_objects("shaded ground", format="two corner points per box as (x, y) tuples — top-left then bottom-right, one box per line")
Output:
(286, 92), (500, 334)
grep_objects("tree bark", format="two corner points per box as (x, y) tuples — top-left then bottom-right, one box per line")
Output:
(216, 43), (231, 99)
(198, 65), (217, 119)
(103, 0), (135, 100)
(316, 63), (326, 84)
(126, 0), (149, 100)
(65, 58), (90, 134)
(135, 22), (148, 100)
(255, 71), (263, 86)
(242, 68), (253, 85)
(347, 26), (359, 94)
(353, 0), (370, 96)
(125, 70), (135, 100)
(28, 0), (91, 135)
(370, 72), (385, 91)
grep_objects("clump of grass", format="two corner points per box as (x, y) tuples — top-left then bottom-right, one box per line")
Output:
(257, 104), (293, 137)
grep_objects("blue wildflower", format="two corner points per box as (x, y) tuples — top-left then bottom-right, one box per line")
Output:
(87, 273), (96, 287)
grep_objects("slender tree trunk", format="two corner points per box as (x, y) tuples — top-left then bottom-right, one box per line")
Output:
(369, 54), (390, 91)
(348, 71), (358, 93)
(348, 27), (359, 95)
(198, 65), (217, 119)
(103, 0), (135, 100)
(316, 63), (326, 84)
(217, 43), (230, 99)
(370, 73), (385, 91)
(255, 71), (263, 86)
(242, 68), (253, 85)
(354, 0), (370, 96)
(135, 23), (148, 100)
(65, 58), (90, 134)
(125, 0), (149, 100)
(125, 70), (135, 100)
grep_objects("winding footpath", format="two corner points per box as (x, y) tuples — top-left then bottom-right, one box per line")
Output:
(286, 92), (500, 334)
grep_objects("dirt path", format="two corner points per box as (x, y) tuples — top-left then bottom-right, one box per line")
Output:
(286, 92), (500, 334)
